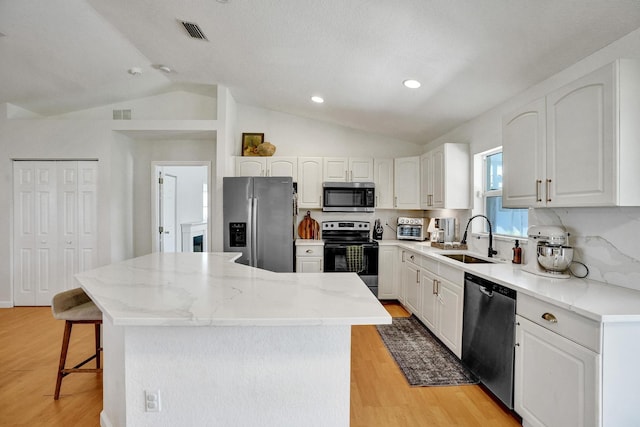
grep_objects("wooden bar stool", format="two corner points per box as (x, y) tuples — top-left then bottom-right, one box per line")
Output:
(51, 288), (103, 400)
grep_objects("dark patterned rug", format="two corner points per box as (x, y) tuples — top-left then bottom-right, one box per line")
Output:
(376, 315), (478, 387)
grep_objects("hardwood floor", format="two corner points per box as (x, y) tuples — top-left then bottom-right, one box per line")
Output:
(0, 303), (521, 426)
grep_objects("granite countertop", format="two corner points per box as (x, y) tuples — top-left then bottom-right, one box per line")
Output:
(380, 239), (640, 323)
(75, 252), (391, 327)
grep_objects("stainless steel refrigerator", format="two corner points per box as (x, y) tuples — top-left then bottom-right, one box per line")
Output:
(223, 176), (294, 272)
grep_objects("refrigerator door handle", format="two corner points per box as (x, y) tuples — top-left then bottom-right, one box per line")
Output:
(251, 197), (258, 267)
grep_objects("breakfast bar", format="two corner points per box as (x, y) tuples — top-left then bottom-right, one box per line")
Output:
(75, 252), (391, 427)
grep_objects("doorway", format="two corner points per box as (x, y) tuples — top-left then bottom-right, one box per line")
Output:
(151, 162), (210, 253)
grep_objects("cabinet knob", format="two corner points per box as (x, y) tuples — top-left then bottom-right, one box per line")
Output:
(541, 312), (558, 323)
(306, 249), (312, 253)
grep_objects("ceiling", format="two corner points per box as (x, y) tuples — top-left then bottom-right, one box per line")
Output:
(2, 1), (640, 144)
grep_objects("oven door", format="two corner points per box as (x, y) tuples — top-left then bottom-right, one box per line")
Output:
(323, 243), (379, 295)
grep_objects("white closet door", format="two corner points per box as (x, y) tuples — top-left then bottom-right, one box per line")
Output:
(77, 161), (98, 273)
(13, 160), (98, 306)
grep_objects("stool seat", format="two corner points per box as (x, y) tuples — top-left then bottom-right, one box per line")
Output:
(51, 288), (102, 400)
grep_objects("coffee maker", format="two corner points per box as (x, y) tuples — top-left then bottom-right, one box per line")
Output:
(429, 217), (456, 243)
(523, 225), (573, 279)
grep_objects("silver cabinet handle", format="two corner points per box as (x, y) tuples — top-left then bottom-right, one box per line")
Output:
(536, 180), (542, 202)
(546, 179), (552, 202)
(541, 312), (558, 323)
(428, 194), (433, 206)
(394, 196), (398, 207)
(416, 269), (420, 283)
(375, 195), (378, 207)
(432, 279), (437, 295)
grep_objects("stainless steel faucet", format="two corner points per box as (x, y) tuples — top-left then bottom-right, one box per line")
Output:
(460, 214), (498, 258)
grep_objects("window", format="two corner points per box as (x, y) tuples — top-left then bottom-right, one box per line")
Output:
(481, 149), (527, 237)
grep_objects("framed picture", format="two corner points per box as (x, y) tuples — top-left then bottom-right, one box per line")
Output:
(242, 133), (264, 156)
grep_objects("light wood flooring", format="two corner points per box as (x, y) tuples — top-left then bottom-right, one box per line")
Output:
(0, 303), (521, 426)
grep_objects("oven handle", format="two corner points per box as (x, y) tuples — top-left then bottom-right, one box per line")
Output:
(323, 243), (378, 249)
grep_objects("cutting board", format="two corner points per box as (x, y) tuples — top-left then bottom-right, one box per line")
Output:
(298, 211), (320, 239)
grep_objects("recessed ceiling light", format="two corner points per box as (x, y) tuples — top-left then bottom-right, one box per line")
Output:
(403, 79), (421, 89)
(311, 96), (324, 104)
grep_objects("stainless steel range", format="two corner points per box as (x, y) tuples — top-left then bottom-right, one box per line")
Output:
(322, 221), (379, 296)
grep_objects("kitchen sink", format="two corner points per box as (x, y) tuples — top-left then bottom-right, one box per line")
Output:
(441, 253), (495, 264)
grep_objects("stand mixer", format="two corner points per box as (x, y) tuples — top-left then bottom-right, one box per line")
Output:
(523, 225), (573, 279)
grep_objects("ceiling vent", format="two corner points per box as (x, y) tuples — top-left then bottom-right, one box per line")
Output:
(180, 21), (208, 40)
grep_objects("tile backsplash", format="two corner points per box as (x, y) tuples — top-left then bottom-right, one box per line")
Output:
(530, 207), (640, 292)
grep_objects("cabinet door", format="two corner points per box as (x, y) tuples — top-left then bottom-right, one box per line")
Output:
(296, 257), (323, 272)
(349, 157), (374, 182)
(267, 157), (298, 180)
(436, 278), (464, 358)
(419, 268), (438, 332)
(420, 152), (433, 209)
(235, 157), (265, 177)
(402, 254), (421, 315)
(373, 158), (394, 209)
(378, 246), (398, 299)
(393, 156), (420, 209)
(298, 157), (323, 208)
(323, 157), (348, 182)
(515, 316), (599, 427)
(502, 98), (546, 208)
(430, 146), (446, 208)
(546, 63), (615, 207)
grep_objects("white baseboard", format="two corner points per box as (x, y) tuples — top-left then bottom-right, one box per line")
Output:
(0, 301), (14, 308)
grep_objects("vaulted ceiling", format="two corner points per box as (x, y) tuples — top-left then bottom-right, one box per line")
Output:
(2, 0), (640, 143)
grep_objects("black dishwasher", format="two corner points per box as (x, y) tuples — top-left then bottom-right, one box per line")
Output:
(462, 273), (517, 409)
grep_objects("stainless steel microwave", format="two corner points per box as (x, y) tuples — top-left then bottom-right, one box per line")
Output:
(322, 182), (375, 212)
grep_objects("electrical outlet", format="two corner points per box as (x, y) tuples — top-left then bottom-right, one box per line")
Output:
(145, 390), (161, 412)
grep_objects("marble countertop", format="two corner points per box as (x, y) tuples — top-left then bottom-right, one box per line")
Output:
(379, 239), (640, 323)
(75, 252), (391, 327)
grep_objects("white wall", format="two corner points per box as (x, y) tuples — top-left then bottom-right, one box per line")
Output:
(236, 104), (422, 158)
(428, 27), (640, 291)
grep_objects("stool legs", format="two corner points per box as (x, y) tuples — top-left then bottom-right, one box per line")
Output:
(54, 320), (103, 400)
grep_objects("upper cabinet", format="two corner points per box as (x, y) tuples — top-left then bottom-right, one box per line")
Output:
(503, 59), (640, 208)
(420, 143), (470, 209)
(235, 156), (298, 181)
(373, 158), (394, 209)
(393, 156), (421, 209)
(323, 157), (373, 182)
(297, 157), (323, 209)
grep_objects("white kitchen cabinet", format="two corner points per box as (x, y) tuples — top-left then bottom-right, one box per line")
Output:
(297, 157), (323, 209)
(377, 245), (398, 299)
(515, 293), (600, 427)
(235, 157), (298, 180)
(420, 144), (470, 209)
(502, 98), (546, 207)
(323, 157), (373, 182)
(373, 158), (394, 209)
(515, 315), (599, 427)
(401, 251), (422, 315)
(503, 59), (640, 208)
(295, 240), (324, 273)
(393, 156), (421, 209)
(419, 262), (464, 358)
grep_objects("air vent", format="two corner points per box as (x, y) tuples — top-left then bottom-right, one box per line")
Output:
(181, 21), (208, 40)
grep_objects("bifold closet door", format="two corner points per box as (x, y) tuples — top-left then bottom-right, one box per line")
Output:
(13, 161), (98, 306)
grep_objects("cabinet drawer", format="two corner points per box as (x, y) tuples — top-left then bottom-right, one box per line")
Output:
(404, 251), (421, 266)
(517, 294), (601, 353)
(421, 256), (438, 274)
(296, 245), (324, 257)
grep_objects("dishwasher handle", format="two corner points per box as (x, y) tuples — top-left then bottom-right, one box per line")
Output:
(479, 286), (493, 298)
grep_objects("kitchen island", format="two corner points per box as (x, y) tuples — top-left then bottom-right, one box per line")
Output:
(75, 252), (391, 427)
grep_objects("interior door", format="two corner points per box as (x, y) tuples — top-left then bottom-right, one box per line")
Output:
(159, 173), (178, 252)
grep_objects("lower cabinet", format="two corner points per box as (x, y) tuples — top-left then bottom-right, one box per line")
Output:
(402, 252), (421, 315)
(420, 268), (463, 358)
(295, 241), (324, 273)
(377, 245), (398, 299)
(515, 294), (600, 427)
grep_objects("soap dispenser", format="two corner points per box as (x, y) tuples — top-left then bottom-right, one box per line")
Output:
(512, 239), (522, 264)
